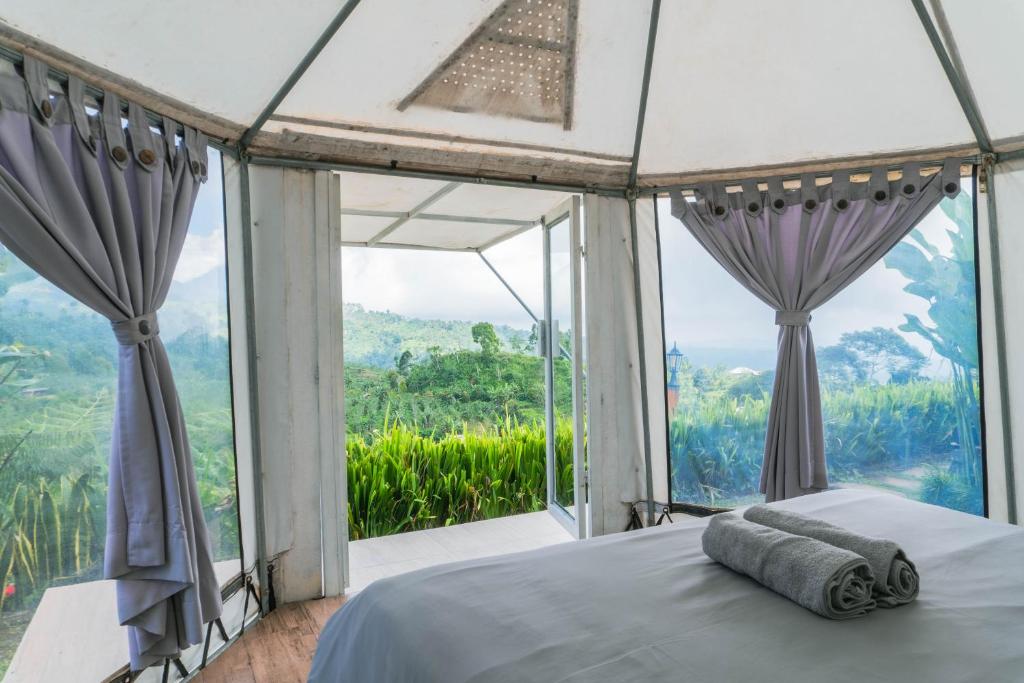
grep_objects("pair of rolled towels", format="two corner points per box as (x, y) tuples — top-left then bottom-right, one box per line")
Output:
(701, 505), (919, 620)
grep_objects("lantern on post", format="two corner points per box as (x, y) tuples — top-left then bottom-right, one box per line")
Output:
(666, 342), (683, 418)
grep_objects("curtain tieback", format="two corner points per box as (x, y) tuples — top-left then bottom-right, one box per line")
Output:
(111, 312), (160, 345)
(775, 310), (811, 327)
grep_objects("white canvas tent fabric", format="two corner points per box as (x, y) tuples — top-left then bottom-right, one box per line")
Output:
(0, 0), (1021, 189)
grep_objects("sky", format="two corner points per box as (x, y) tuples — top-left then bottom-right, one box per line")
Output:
(174, 150), (226, 282)
(168, 159), (973, 380)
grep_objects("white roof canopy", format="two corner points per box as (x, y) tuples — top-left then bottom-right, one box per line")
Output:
(1, 0), (1020, 191)
(338, 171), (569, 251)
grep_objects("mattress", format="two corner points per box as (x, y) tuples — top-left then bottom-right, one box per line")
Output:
(309, 489), (1024, 682)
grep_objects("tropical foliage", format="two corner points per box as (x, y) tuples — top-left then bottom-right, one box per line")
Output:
(347, 416), (573, 540)
(0, 245), (239, 678)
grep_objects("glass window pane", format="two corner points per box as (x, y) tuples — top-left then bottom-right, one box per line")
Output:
(658, 198), (777, 509)
(659, 182), (985, 515)
(0, 149), (240, 678)
(822, 181), (983, 514)
(548, 218), (575, 515)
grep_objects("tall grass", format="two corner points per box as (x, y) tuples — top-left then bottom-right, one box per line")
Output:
(0, 473), (101, 612)
(671, 380), (979, 508)
(346, 417), (573, 540)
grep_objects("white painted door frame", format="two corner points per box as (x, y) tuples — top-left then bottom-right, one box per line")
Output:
(543, 196), (588, 539)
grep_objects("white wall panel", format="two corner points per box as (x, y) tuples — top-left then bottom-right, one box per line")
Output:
(583, 196), (666, 535)
(986, 160), (1024, 524)
(248, 165), (345, 601)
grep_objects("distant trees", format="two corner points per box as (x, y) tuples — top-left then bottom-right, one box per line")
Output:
(345, 321), (570, 437)
(394, 350), (413, 376)
(471, 322), (502, 358)
(817, 327), (926, 389)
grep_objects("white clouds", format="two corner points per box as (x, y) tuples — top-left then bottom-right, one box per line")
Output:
(342, 229), (543, 330)
(174, 229), (225, 282)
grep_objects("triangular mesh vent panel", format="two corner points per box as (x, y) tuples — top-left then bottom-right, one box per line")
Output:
(398, 0), (578, 129)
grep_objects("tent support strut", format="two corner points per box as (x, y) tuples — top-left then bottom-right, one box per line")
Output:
(239, 0), (362, 152)
(626, 0), (662, 525)
(982, 156), (1017, 523)
(238, 158), (272, 610)
(912, 0), (1015, 522)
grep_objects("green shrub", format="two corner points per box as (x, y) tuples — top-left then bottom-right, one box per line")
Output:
(920, 466), (983, 515)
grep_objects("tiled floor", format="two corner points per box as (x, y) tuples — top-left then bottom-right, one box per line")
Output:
(347, 511), (575, 591)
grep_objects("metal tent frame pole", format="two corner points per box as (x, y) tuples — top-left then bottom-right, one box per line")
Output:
(246, 154), (624, 197)
(478, 252), (540, 324)
(913, 0), (1015, 522)
(237, 160), (272, 610)
(626, 0), (662, 526)
(982, 155), (1017, 522)
(367, 182), (460, 245)
(238, 0), (362, 151)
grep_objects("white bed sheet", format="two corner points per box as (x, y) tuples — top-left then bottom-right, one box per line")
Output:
(310, 490), (1024, 682)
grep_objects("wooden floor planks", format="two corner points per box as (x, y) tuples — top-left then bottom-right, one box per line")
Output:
(196, 595), (346, 683)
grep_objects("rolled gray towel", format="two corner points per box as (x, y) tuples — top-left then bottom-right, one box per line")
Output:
(744, 504), (919, 607)
(702, 513), (877, 620)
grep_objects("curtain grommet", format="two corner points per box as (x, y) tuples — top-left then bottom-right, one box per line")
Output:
(834, 198), (849, 211)
(803, 198), (817, 211)
(747, 202), (760, 213)
(139, 149), (156, 165)
(112, 147), (129, 163)
(902, 183), (916, 197)
(772, 198), (785, 210)
(874, 190), (888, 202)
(40, 99), (53, 119)
(712, 205), (726, 217)
(191, 160), (201, 176)
(200, 162), (207, 177)
(944, 181), (958, 195)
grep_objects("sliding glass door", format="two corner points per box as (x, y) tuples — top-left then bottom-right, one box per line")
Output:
(543, 197), (587, 538)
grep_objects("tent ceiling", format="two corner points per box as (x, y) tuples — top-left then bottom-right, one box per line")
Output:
(638, 0), (975, 177)
(338, 171), (567, 251)
(936, 0), (1024, 145)
(0, 0), (340, 126)
(1, 0), (1021, 188)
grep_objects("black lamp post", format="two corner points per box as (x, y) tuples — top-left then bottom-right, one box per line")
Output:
(667, 342), (683, 391)
(666, 342), (683, 417)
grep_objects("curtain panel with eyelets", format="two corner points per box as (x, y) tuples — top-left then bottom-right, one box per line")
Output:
(0, 56), (221, 670)
(669, 160), (962, 502)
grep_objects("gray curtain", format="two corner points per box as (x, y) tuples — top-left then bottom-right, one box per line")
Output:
(669, 160), (961, 502)
(0, 57), (221, 670)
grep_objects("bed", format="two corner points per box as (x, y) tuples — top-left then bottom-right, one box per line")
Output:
(309, 489), (1024, 682)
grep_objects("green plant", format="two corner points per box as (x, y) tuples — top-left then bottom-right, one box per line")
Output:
(920, 465), (983, 515)
(0, 473), (101, 612)
(883, 191), (981, 489)
(346, 416), (573, 540)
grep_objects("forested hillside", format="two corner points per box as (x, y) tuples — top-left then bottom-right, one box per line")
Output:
(342, 303), (533, 367)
